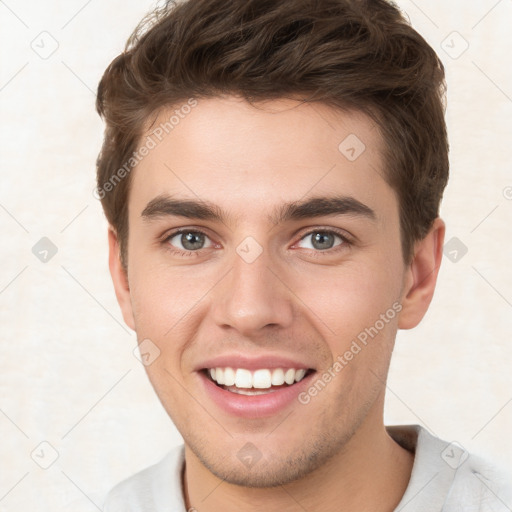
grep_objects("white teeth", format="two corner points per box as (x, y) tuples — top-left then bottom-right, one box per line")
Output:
(294, 369), (306, 382)
(271, 368), (285, 385)
(284, 369), (295, 385)
(252, 369), (272, 389)
(207, 367), (309, 389)
(235, 368), (253, 388)
(223, 367), (236, 386)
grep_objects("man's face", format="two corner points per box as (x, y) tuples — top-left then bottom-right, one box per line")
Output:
(115, 96), (412, 486)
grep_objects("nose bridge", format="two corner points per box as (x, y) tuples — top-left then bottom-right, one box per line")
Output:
(212, 238), (293, 334)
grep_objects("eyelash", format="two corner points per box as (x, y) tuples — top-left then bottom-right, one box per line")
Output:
(162, 227), (353, 258)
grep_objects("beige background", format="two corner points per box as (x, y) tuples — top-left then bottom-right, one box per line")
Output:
(0, 0), (511, 510)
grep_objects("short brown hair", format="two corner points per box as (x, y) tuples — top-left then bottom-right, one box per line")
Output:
(96, 0), (449, 268)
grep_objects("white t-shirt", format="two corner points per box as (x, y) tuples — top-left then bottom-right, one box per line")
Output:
(69, 425), (512, 511)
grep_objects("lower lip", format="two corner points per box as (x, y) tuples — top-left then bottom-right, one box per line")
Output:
(199, 371), (315, 418)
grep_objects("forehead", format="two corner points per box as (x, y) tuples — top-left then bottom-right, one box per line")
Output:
(129, 96), (395, 224)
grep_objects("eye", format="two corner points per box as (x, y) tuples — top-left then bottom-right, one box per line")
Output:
(162, 228), (350, 256)
(165, 229), (213, 253)
(296, 230), (348, 251)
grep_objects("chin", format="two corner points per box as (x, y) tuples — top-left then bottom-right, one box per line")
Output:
(186, 427), (354, 489)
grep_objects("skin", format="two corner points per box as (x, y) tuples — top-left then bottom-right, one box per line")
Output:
(108, 96), (445, 511)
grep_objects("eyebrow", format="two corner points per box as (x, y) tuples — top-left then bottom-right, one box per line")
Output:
(141, 194), (377, 225)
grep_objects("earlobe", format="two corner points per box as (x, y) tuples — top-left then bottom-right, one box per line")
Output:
(108, 228), (135, 331)
(398, 218), (445, 330)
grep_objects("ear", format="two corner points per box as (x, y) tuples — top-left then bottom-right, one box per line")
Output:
(108, 228), (135, 331)
(398, 217), (445, 330)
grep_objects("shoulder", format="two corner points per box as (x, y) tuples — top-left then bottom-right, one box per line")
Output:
(103, 445), (186, 512)
(59, 446), (186, 512)
(446, 453), (512, 512)
(389, 425), (511, 512)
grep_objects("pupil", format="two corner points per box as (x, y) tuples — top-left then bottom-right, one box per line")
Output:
(312, 232), (334, 250)
(182, 232), (204, 250)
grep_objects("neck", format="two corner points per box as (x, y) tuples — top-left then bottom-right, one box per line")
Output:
(183, 407), (414, 512)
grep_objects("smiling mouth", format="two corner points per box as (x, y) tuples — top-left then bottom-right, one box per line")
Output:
(203, 367), (316, 395)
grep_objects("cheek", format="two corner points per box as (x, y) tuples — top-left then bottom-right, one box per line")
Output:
(296, 264), (402, 413)
(128, 264), (200, 411)
(296, 258), (403, 349)
(129, 258), (208, 339)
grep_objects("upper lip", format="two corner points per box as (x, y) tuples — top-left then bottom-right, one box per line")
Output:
(195, 354), (315, 372)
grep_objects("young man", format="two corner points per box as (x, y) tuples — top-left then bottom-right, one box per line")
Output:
(93, 0), (509, 510)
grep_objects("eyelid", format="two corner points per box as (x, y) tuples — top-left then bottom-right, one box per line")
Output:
(162, 224), (212, 239)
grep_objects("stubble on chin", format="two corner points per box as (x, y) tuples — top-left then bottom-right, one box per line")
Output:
(183, 408), (361, 489)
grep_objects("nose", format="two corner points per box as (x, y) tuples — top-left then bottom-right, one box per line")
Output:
(210, 243), (294, 336)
